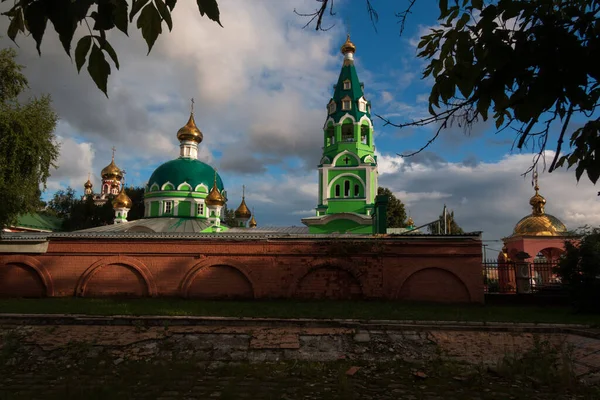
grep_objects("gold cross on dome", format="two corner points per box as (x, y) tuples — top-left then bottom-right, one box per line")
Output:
(242, 185), (246, 198)
(191, 98), (195, 113)
(111, 146), (116, 160)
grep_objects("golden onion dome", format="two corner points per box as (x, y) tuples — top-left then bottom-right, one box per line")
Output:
(177, 113), (203, 144)
(101, 158), (122, 180)
(341, 34), (356, 55)
(407, 216), (415, 227)
(249, 214), (257, 228)
(512, 182), (567, 237)
(112, 190), (132, 209)
(84, 179), (93, 189)
(205, 173), (225, 206)
(235, 197), (251, 219)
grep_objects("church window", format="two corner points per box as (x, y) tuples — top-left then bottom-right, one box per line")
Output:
(358, 101), (366, 112)
(361, 125), (369, 144)
(197, 203), (204, 216)
(328, 102), (336, 114)
(164, 201), (173, 214)
(342, 100), (351, 110)
(354, 184), (360, 197)
(326, 126), (335, 146)
(342, 124), (354, 142)
(344, 180), (350, 197)
(343, 80), (351, 90)
(335, 185), (340, 197)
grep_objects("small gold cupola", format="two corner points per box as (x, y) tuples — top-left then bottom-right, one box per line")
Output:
(101, 148), (123, 180)
(205, 171), (225, 206)
(512, 171), (567, 237)
(234, 186), (252, 220)
(177, 99), (203, 159)
(112, 189), (132, 209)
(340, 34), (356, 55)
(249, 211), (257, 228)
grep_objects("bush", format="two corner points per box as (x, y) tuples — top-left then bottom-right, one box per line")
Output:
(555, 228), (600, 313)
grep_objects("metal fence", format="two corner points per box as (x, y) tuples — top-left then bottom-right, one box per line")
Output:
(482, 260), (561, 294)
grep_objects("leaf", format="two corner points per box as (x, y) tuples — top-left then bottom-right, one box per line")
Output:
(23, 1), (49, 55)
(93, 1), (116, 30)
(96, 36), (120, 69)
(136, 3), (162, 54)
(155, 0), (173, 31)
(7, 10), (24, 42)
(456, 13), (470, 30)
(439, 0), (448, 18)
(87, 44), (111, 97)
(197, 0), (222, 26)
(477, 95), (491, 120)
(166, 0), (177, 11)
(47, 0), (78, 55)
(75, 36), (93, 72)
(472, 0), (483, 10)
(113, 0), (129, 35)
(130, 0), (151, 22)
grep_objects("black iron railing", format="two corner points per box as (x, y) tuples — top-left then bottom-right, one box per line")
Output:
(482, 260), (561, 294)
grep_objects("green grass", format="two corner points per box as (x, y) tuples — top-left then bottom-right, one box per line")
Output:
(0, 298), (599, 325)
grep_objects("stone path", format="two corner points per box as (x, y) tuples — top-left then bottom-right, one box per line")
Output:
(0, 319), (599, 399)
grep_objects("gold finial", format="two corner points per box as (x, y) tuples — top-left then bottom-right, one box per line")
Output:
(112, 188), (132, 209)
(235, 185), (251, 220)
(205, 169), (225, 206)
(341, 34), (356, 55)
(529, 170), (546, 216)
(177, 104), (203, 144)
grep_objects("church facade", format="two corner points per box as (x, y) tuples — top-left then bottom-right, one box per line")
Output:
(0, 36), (484, 303)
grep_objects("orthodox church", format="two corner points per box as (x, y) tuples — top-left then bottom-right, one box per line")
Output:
(82, 149), (124, 206)
(0, 36), (486, 302)
(84, 35), (382, 235)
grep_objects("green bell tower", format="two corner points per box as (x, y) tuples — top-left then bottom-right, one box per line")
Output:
(302, 35), (378, 234)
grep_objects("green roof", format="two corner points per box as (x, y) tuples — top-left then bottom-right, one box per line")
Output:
(14, 213), (63, 232)
(147, 158), (224, 192)
(329, 63), (371, 122)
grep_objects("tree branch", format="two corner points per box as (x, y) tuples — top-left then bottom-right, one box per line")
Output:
(549, 103), (574, 172)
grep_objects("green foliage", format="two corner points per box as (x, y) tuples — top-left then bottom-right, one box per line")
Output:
(555, 228), (600, 313)
(415, 0), (600, 183)
(221, 204), (236, 227)
(1, 0), (223, 97)
(427, 208), (464, 234)
(0, 48), (59, 230)
(46, 186), (145, 231)
(377, 187), (406, 228)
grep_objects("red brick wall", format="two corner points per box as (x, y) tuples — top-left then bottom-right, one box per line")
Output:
(0, 263), (45, 298)
(294, 267), (363, 300)
(187, 265), (254, 299)
(83, 263), (148, 297)
(0, 237), (484, 303)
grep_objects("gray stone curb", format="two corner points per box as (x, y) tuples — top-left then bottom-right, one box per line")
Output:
(0, 313), (598, 338)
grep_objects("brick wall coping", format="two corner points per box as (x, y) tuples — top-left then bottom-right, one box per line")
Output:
(0, 231), (483, 242)
(0, 313), (597, 338)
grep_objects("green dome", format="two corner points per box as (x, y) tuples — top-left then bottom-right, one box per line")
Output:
(147, 158), (224, 192)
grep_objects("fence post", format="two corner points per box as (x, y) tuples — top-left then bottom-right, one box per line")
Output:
(514, 251), (532, 294)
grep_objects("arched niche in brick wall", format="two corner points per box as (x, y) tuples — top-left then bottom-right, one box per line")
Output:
(290, 265), (364, 300)
(0, 256), (53, 297)
(76, 256), (157, 297)
(395, 267), (470, 303)
(180, 260), (255, 299)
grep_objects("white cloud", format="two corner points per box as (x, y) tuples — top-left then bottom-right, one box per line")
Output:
(47, 136), (95, 192)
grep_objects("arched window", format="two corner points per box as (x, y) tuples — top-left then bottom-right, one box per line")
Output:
(335, 185), (340, 197)
(354, 184), (360, 197)
(326, 126), (335, 146)
(344, 180), (350, 197)
(342, 123), (354, 142)
(361, 125), (369, 145)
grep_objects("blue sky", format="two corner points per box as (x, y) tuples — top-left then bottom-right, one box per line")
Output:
(1, 0), (598, 249)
